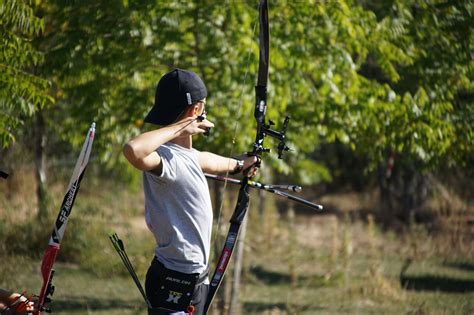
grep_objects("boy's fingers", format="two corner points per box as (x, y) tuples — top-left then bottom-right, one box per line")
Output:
(202, 119), (215, 128)
(195, 127), (206, 134)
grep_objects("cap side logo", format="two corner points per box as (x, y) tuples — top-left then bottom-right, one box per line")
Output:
(186, 93), (192, 105)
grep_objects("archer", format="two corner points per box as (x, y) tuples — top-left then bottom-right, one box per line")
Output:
(123, 68), (258, 314)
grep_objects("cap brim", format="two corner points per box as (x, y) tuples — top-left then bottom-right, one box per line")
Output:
(144, 105), (163, 125)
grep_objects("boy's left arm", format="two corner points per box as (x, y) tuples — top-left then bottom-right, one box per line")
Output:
(198, 151), (257, 176)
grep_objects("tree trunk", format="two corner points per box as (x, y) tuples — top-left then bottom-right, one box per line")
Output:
(286, 202), (297, 314)
(378, 156), (431, 228)
(35, 111), (48, 220)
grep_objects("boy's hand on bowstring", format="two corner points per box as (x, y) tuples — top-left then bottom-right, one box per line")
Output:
(175, 116), (214, 137)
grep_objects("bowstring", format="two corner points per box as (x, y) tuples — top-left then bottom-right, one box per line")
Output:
(212, 4), (259, 252)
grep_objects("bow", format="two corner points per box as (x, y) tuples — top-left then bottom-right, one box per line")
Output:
(34, 123), (95, 314)
(204, 1), (322, 313)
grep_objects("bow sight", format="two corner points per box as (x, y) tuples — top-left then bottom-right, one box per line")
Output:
(254, 87), (291, 159)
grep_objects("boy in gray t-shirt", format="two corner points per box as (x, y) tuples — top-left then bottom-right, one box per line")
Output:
(123, 69), (256, 314)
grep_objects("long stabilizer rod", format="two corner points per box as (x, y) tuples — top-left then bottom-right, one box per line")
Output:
(204, 173), (323, 211)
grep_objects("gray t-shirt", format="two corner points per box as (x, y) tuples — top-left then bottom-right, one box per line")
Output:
(143, 142), (213, 274)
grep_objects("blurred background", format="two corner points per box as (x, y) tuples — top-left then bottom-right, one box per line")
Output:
(0, 0), (472, 314)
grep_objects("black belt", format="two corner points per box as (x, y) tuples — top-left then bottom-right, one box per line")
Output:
(153, 257), (209, 286)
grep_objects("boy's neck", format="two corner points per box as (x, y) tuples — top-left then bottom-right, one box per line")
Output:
(170, 136), (192, 149)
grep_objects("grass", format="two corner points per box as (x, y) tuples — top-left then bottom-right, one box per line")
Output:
(242, 253), (473, 314)
(237, 211), (474, 314)
(1, 171), (473, 314)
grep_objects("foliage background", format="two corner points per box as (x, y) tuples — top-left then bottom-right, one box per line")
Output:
(2, 0), (473, 173)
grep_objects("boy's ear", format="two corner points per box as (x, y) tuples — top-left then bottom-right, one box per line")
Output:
(190, 104), (200, 116)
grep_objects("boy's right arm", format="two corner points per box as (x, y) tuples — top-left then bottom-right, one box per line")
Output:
(123, 123), (183, 172)
(123, 116), (214, 172)
(123, 127), (170, 172)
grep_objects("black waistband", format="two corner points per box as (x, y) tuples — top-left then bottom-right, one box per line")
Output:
(153, 257), (209, 285)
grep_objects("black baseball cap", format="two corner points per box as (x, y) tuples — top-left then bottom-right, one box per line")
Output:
(144, 69), (207, 125)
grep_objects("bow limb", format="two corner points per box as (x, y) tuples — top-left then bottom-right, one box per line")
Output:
(35, 123), (96, 314)
(257, 0), (269, 88)
(254, 0), (270, 158)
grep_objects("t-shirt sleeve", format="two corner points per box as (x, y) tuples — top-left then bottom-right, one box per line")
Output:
(146, 146), (177, 182)
(191, 148), (204, 171)
(144, 146), (177, 182)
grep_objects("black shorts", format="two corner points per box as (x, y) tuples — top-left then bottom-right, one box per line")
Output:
(146, 257), (209, 315)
